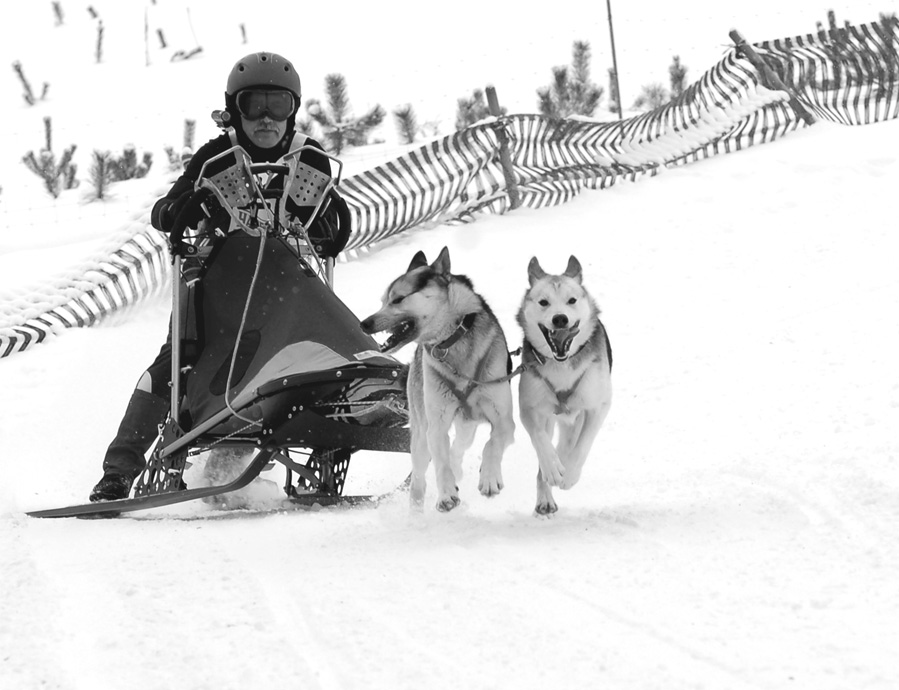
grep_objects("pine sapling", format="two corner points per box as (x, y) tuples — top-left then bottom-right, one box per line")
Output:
(110, 145), (153, 181)
(393, 104), (418, 144)
(633, 83), (669, 110)
(21, 117), (79, 198)
(90, 150), (114, 200)
(95, 20), (104, 63)
(455, 89), (494, 130)
(537, 40), (603, 119)
(306, 73), (385, 154)
(12, 61), (49, 106)
(669, 56), (687, 98)
(183, 118), (196, 150)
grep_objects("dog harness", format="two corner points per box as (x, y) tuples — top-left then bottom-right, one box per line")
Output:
(521, 327), (609, 415)
(424, 313), (507, 419)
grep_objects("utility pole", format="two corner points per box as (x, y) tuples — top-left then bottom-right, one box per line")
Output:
(606, 0), (624, 121)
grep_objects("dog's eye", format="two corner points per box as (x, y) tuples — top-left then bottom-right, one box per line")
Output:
(390, 295), (405, 305)
(538, 299), (549, 307)
(567, 297), (577, 305)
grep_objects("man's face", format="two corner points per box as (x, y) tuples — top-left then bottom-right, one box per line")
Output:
(240, 115), (287, 148)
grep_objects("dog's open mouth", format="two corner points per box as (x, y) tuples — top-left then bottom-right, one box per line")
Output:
(375, 319), (417, 353)
(539, 323), (580, 361)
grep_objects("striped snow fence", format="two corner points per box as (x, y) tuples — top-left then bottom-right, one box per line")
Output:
(2, 17), (896, 357)
(342, 49), (799, 252)
(754, 16), (899, 126)
(344, 16), (899, 252)
(0, 230), (170, 357)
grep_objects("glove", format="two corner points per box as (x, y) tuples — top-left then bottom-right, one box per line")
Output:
(162, 190), (210, 232)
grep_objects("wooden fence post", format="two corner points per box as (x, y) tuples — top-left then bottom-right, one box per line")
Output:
(730, 30), (816, 125)
(485, 85), (521, 210)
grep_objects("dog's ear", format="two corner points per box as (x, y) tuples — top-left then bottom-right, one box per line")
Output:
(527, 257), (546, 287)
(564, 255), (583, 284)
(432, 246), (451, 275)
(408, 250), (428, 271)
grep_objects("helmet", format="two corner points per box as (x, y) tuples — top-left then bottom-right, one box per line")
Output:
(226, 52), (301, 100)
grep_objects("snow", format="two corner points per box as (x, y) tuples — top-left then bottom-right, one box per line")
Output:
(2, 1), (899, 689)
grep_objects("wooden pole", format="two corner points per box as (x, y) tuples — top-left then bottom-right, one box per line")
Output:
(730, 30), (816, 125)
(485, 85), (521, 210)
(606, 0), (624, 121)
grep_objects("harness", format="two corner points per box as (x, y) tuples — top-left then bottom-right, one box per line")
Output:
(423, 313), (508, 418)
(218, 129), (317, 236)
(520, 342), (590, 414)
(422, 314), (607, 417)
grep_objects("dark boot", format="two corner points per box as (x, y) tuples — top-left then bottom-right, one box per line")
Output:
(89, 389), (169, 502)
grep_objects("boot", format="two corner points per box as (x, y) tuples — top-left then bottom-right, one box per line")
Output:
(89, 389), (169, 502)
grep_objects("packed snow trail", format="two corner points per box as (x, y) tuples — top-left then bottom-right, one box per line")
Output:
(2, 121), (899, 690)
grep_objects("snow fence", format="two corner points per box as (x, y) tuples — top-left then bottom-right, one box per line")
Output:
(2, 16), (897, 357)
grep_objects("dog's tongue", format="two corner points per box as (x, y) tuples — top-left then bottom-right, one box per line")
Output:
(543, 325), (579, 360)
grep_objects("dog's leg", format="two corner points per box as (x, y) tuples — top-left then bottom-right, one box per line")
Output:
(427, 404), (461, 512)
(409, 422), (430, 509)
(520, 406), (565, 487)
(450, 418), (478, 483)
(477, 384), (514, 497)
(559, 402), (611, 490)
(554, 413), (584, 467)
(407, 358), (430, 509)
(535, 471), (558, 515)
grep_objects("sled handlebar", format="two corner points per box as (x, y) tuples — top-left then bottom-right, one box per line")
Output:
(249, 162), (290, 176)
(168, 190), (210, 257)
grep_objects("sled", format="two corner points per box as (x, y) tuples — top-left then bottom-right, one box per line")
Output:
(28, 144), (410, 519)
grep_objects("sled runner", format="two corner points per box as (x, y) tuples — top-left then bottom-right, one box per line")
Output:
(29, 145), (410, 519)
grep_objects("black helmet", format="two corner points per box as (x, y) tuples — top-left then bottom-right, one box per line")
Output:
(221, 52), (302, 143)
(226, 52), (301, 100)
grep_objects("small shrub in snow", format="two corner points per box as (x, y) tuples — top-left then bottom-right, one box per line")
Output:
(305, 73), (385, 155)
(22, 117), (78, 199)
(537, 41), (603, 119)
(393, 104), (418, 144)
(633, 83), (669, 110)
(12, 61), (49, 106)
(455, 89), (494, 130)
(164, 120), (196, 171)
(183, 119), (195, 151)
(95, 20), (104, 64)
(110, 145), (153, 181)
(669, 56), (688, 98)
(90, 146), (153, 200)
(89, 151), (114, 200)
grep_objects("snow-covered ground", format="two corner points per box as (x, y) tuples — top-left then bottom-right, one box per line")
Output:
(2, 2), (899, 689)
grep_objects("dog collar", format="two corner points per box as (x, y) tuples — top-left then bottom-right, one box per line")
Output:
(427, 312), (478, 359)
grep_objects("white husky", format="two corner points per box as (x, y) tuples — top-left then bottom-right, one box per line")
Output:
(360, 247), (515, 512)
(517, 256), (612, 515)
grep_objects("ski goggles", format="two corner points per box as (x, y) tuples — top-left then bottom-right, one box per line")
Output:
(235, 89), (296, 121)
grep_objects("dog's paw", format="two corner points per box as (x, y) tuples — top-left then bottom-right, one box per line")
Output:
(558, 466), (583, 490)
(535, 499), (558, 516)
(539, 461), (565, 487)
(478, 471), (504, 498)
(436, 495), (461, 512)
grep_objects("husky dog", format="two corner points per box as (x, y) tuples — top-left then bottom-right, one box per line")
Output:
(360, 247), (515, 511)
(517, 256), (612, 515)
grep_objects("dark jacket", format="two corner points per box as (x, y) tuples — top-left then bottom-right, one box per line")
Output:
(151, 129), (332, 234)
